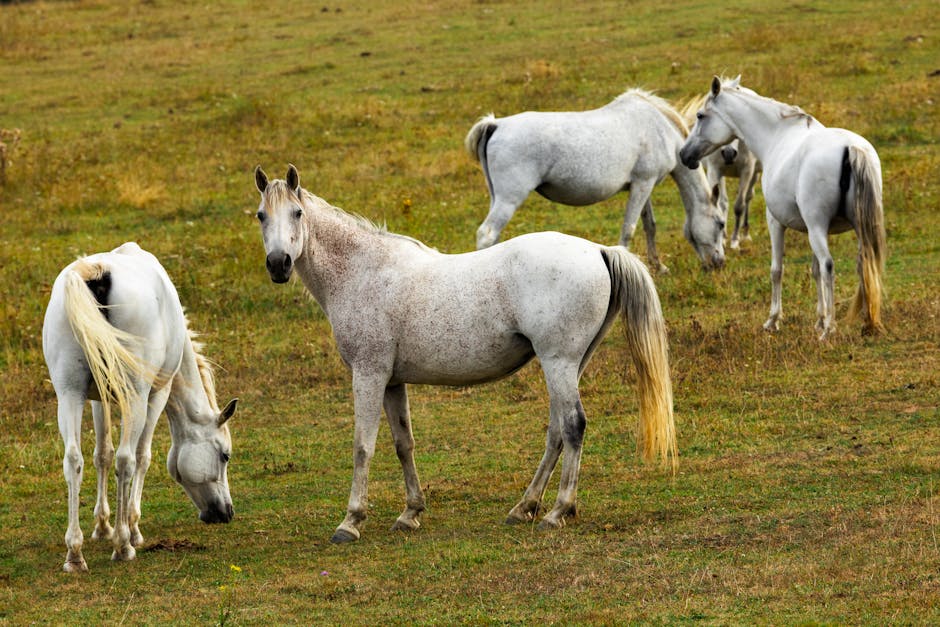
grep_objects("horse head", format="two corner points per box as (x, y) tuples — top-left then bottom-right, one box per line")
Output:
(167, 398), (237, 524)
(255, 164), (307, 283)
(679, 76), (740, 170)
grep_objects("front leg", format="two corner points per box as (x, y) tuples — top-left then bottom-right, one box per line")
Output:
(621, 178), (664, 272)
(128, 386), (169, 547)
(640, 201), (669, 274)
(331, 370), (389, 544)
(763, 209), (786, 332)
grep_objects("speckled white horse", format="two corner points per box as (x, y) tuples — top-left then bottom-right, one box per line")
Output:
(465, 88), (726, 272)
(43, 243), (237, 572)
(681, 77), (886, 339)
(254, 165), (676, 543)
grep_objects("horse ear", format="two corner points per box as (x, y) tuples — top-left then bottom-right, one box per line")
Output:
(730, 74), (741, 88)
(255, 166), (268, 194)
(286, 164), (300, 194)
(219, 398), (238, 426)
(711, 76), (721, 97)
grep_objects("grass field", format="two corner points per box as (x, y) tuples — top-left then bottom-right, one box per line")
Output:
(1, 0), (938, 623)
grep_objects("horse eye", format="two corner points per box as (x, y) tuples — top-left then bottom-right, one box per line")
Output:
(696, 112), (704, 120)
(220, 452), (230, 463)
(256, 210), (266, 223)
(293, 208), (303, 219)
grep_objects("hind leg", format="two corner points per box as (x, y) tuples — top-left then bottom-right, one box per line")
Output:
(537, 359), (585, 530)
(475, 174), (534, 250)
(506, 410), (562, 524)
(58, 392), (88, 573)
(384, 384), (426, 532)
(640, 200), (668, 274)
(91, 401), (114, 541)
(808, 228), (836, 340)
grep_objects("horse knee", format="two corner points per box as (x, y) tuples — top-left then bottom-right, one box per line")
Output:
(64, 445), (83, 477)
(114, 451), (136, 481)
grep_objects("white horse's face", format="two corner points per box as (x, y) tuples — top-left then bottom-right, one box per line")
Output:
(254, 165), (307, 284)
(684, 185), (726, 271)
(167, 400), (236, 523)
(680, 78), (739, 170)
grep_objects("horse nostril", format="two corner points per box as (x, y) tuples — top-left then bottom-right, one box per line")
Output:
(281, 254), (292, 274)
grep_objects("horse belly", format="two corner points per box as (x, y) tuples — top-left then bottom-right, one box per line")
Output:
(392, 331), (535, 386)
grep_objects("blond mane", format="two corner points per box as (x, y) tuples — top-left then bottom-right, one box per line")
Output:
(614, 88), (690, 136)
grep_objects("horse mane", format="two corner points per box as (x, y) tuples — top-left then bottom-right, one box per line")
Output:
(613, 88), (691, 136)
(295, 186), (436, 253)
(185, 323), (220, 413)
(717, 76), (815, 127)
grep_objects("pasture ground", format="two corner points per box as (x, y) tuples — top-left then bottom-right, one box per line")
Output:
(1, 0), (938, 623)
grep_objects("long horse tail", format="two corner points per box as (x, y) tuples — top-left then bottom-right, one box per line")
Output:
(63, 259), (146, 421)
(845, 146), (886, 334)
(601, 247), (677, 471)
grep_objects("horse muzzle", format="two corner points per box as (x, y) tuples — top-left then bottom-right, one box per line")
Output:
(266, 252), (293, 284)
(678, 145), (700, 170)
(721, 146), (738, 165)
(200, 501), (234, 524)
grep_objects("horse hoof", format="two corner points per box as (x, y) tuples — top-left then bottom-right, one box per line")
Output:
(537, 517), (564, 531)
(111, 546), (136, 562)
(391, 518), (420, 532)
(762, 319), (779, 333)
(63, 558), (88, 573)
(330, 528), (360, 544)
(730, 240), (740, 250)
(92, 525), (114, 541)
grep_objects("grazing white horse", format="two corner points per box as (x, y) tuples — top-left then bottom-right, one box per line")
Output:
(254, 165), (676, 543)
(43, 243), (237, 572)
(465, 88), (726, 272)
(680, 77), (886, 339)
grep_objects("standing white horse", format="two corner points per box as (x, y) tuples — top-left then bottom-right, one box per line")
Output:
(43, 243), (237, 572)
(465, 88), (725, 272)
(254, 165), (676, 543)
(702, 139), (762, 249)
(680, 77), (886, 339)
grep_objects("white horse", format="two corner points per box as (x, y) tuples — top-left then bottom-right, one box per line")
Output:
(464, 88), (726, 272)
(254, 165), (676, 543)
(42, 242), (237, 572)
(702, 139), (762, 249)
(680, 77), (886, 339)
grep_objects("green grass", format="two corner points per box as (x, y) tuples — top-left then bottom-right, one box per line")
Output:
(1, 0), (938, 623)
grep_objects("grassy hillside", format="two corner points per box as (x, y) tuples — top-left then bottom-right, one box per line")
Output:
(1, 0), (937, 623)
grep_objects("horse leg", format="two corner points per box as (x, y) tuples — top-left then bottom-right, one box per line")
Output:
(763, 210), (786, 332)
(128, 386), (169, 547)
(383, 383), (426, 532)
(331, 370), (388, 544)
(90, 401), (114, 541)
(621, 178), (664, 272)
(111, 392), (150, 562)
(739, 165), (758, 243)
(808, 228), (836, 340)
(475, 190), (528, 250)
(538, 360), (585, 530)
(640, 200), (668, 274)
(58, 392), (88, 572)
(506, 410), (562, 524)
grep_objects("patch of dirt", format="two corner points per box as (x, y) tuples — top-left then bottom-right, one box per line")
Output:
(139, 538), (206, 553)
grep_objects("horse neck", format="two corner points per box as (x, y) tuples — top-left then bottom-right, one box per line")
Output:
(293, 195), (402, 313)
(165, 335), (215, 437)
(719, 93), (799, 164)
(671, 160), (711, 218)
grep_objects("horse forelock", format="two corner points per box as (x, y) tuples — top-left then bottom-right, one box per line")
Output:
(261, 179), (302, 213)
